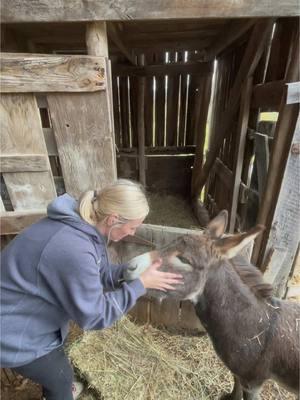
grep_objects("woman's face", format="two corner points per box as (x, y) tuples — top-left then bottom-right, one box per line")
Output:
(105, 217), (145, 242)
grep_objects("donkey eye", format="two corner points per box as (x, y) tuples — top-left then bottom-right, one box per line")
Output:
(177, 255), (191, 265)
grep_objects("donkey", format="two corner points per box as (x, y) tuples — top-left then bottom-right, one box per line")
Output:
(127, 211), (300, 399)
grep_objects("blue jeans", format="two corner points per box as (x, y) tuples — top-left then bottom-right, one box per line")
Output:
(13, 346), (73, 400)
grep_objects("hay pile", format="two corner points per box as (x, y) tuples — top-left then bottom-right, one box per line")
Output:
(145, 193), (200, 229)
(68, 317), (295, 400)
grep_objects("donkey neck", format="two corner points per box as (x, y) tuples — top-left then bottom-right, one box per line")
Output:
(195, 260), (273, 340)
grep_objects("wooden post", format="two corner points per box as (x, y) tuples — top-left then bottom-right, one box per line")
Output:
(192, 20), (274, 198)
(191, 72), (213, 198)
(262, 114), (300, 296)
(137, 54), (146, 186)
(252, 27), (299, 266)
(229, 78), (253, 232)
(86, 21), (117, 182)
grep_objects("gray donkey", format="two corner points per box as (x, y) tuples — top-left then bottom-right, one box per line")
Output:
(127, 211), (300, 399)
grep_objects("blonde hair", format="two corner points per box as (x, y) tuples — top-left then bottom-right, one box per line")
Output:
(79, 179), (149, 225)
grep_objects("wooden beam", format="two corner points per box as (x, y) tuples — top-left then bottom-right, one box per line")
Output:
(108, 23), (136, 65)
(261, 114), (300, 296)
(0, 210), (46, 235)
(113, 61), (213, 77)
(229, 78), (252, 232)
(204, 19), (256, 60)
(191, 73), (213, 197)
(0, 155), (49, 173)
(192, 20), (274, 198)
(251, 80), (284, 109)
(252, 28), (299, 267)
(2, 1), (299, 23)
(125, 37), (212, 52)
(137, 55), (146, 186)
(0, 53), (106, 93)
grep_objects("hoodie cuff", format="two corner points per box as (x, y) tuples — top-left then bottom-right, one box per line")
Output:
(126, 278), (147, 297)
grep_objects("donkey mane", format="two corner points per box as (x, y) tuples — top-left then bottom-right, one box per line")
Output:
(230, 256), (273, 299)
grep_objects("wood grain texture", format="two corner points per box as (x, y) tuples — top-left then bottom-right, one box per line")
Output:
(47, 92), (116, 197)
(262, 114), (300, 296)
(0, 210), (46, 234)
(0, 94), (57, 210)
(0, 155), (49, 173)
(2, 0), (299, 23)
(0, 53), (106, 93)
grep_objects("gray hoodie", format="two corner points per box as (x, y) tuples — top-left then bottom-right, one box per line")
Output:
(0, 194), (146, 368)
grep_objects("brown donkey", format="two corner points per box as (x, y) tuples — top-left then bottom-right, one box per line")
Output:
(127, 211), (300, 399)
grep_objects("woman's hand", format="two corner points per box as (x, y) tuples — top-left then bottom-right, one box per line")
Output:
(139, 258), (184, 291)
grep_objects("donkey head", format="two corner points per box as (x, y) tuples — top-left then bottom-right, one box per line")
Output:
(126, 210), (264, 303)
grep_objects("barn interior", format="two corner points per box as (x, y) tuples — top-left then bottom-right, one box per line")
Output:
(1, 4), (299, 399)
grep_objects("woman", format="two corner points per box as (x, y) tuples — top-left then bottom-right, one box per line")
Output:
(1, 179), (183, 400)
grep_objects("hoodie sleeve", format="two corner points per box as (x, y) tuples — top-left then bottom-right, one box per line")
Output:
(39, 231), (146, 330)
(99, 260), (127, 290)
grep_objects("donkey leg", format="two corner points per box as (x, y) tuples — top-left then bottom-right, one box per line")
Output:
(242, 385), (262, 400)
(220, 375), (243, 400)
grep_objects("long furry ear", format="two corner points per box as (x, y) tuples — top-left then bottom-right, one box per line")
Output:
(206, 210), (228, 238)
(215, 225), (265, 259)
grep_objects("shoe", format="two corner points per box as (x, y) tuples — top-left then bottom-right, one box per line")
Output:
(42, 381), (84, 400)
(72, 381), (84, 399)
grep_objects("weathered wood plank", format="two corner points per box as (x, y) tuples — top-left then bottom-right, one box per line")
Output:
(0, 53), (106, 93)
(192, 20), (274, 197)
(252, 28), (299, 267)
(43, 128), (58, 156)
(261, 114), (300, 296)
(0, 155), (49, 173)
(0, 210), (46, 235)
(229, 78), (252, 232)
(204, 19), (256, 60)
(113, 61), (213, 77)
(2, 0), (299, 23)
(286, 81), (300, 104)
(251, 80), (284, 110)
(137, 55), (146, 185)
(191, 73), (213, 197)
(47, 92), (116, 198)
(0, 93), (57, 210)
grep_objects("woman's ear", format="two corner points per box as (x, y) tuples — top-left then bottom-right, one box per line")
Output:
(106, 214), (119, 227)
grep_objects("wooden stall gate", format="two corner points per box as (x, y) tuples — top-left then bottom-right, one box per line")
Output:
(1, 26), (117, 237)
(110, 223), (254, 332)
(110, 224), (205, 332)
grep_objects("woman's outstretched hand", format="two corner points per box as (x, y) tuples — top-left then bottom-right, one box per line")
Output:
(139, 259), (184, 291)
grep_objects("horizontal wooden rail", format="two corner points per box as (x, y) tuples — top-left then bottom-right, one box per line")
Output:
(113, 62), (213, 77)
(0, 210), (46, 235)
(0, 155), (49, 173)
(2, 0), (299, 23)
(0, 53), (106, 93)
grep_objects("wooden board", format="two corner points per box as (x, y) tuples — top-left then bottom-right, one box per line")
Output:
(0, 155), (49, 173)
(0, 53), (106, 93)
(261, 114), (300, 296)
(47, 92), (116, 197)
(2, 0), (299, 23)
(0, 94), (56, 210)
(0, 210), (46, 235)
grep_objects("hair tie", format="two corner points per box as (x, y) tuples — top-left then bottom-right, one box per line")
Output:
(92, 190), (98, 204)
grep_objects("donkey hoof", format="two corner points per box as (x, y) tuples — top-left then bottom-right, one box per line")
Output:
(219, 393), (235, 400)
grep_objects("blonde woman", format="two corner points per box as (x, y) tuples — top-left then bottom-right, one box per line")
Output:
(1, 179), (183, 400)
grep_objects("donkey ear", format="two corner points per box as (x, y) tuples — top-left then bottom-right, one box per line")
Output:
(215, 225), (265, 259)
(206, 210), (228, 238)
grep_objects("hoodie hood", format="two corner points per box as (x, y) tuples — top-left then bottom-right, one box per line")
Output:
(47, 194), (103, 242)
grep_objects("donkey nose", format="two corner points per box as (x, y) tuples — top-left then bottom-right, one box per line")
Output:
(125, 251), (154, 280)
